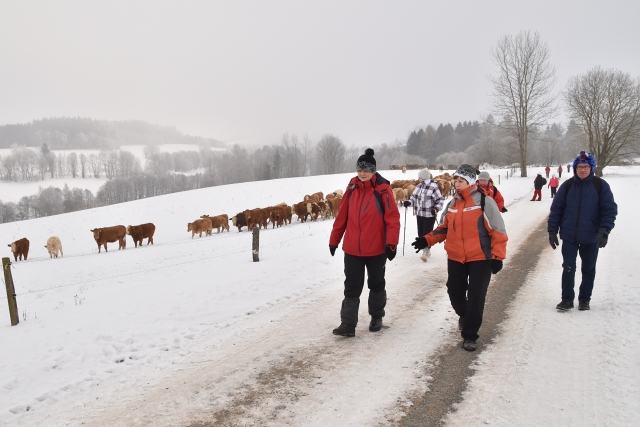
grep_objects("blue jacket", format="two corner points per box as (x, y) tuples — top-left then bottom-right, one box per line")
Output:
(548, 171), (617, 244)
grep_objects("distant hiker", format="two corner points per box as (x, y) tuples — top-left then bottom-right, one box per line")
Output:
(545, 165), (551, 178)
(557, 165), (563, 178)
(548, 173), (559, 198)
(476, 171), (507, 213)
(548, 151), (618, 311)
(567, 163), (571, 173)
(329, 148), (401, 337)
(411, 164), (507, 352)
(402, 167), (444, 262)
(531, 173), (547, 201)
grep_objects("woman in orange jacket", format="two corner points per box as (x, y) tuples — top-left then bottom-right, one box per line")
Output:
(412, 164), (508, 351)
(330, 149), (400, 337)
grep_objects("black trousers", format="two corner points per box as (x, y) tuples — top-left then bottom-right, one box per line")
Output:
(340, 253), (387, 326)
(446, 259), (492, 341)
(417, 215), (436, 238)
(550, 187), (557, 198)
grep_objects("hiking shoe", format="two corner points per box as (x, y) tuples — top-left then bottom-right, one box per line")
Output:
(420, 254), (427, 262)
(332, 323), (355, 337)
(556, 300), (574, 311)
(578, 300), (590, 311)
(462, 339), (477, 352)
(369, 317), (383, 332)
(458, 316), (465, 331)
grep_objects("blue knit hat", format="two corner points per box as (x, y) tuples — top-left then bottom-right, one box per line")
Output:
(572, 151), (596, 172)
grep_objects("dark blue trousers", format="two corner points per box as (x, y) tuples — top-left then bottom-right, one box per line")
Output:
(561, 241), (599, 301)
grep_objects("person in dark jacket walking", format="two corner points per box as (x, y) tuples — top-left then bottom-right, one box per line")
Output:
(329, 149), (401, 337)
(531, 173), (547, 201)
(412, 165), (508, 352)
(548, 151), (618, 311)
(567, 163), (571, 173)
(402, 167), (444, 262)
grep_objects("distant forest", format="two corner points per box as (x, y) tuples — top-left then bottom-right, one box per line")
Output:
(0, 115), (593, 224)
(0, 117), (226, 150)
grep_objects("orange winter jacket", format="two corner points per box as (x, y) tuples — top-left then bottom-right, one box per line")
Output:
(425, 186), (507, 263)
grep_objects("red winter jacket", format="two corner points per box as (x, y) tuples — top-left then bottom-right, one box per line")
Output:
(548, 177), (559, 188)
(477, 179), (505, 211)
(330, 173), (400, 257)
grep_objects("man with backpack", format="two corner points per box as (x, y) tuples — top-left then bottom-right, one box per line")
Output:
(531, 173), (547, 201)
(548, 152), (617, 311)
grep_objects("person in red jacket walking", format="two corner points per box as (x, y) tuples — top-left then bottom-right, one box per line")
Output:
(330, 149), (401, 337)
(557, 165), (563, 178)
(548, 173), (560, 198)
(476, 171), (507, 213)
(545, 165), (551, 178)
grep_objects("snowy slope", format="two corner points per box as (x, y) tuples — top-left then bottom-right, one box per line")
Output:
(0, 166), (603, 425)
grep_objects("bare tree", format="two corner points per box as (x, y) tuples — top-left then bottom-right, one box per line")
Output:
(67, 152), (78, 178)
(89, 153), (101, 178)
(79, 153), (87, 178)
(564, 66), (640, 176)
(489, 30), (557, 176)
(315, 134), (346, 174)
(302, 133), (313, 176)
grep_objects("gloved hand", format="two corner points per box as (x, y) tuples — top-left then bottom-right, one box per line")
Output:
(411, 237), (429, 253)
(386, 245), (396, 261)
(329, 246), (337, 256)
(491, 259), (503, 274)
(597, 228), (610, 248)
(431, 209), (437, 217)
(403, 200), (411, 208)
(501, 207), (508, 213)
(549, 232), (559, 250)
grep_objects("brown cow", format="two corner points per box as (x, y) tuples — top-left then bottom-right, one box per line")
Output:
(327, 196), (342, 218)
(201, 215), (229, 233)
(90, 226), (126, 253)
(8, 238), (29, 261)
(231, 212), (247, 232)
(126, 223), (156, 247)
(293, 202), (309, 222)
(244, 208), (269, 230)
(188, 218), (212, 238)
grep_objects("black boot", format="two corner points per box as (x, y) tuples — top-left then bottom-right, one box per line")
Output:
(556, 299), (574, 311)
(369, 316), (383, 332)
(332, 323), (355, 337)
(462, 339), (477, 351)
(578, 300), (590, 311)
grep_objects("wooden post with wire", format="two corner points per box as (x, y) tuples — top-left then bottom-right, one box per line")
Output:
(252, 226), (260, 262)
(3, 257), (19, 326)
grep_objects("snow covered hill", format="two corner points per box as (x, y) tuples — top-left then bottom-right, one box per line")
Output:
(1, 166), (637, 426)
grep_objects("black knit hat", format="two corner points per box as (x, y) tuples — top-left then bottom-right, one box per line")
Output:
(453, 164), (477, 185)
(356, 148), (376, 173)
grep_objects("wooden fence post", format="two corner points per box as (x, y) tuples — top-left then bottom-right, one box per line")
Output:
(3, 257), (19, 326)
(252, 226), (260, 262)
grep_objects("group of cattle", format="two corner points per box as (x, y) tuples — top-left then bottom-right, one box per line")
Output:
(6, 223), (156, 262)
(11, 179), (446, 261)
(225, 190), (344, 234)
(390, 173), (455, 205)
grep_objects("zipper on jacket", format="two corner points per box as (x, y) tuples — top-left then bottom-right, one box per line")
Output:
(573, 181), (583, 242)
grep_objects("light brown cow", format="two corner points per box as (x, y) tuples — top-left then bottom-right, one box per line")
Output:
(44, 236), (63, 258)
(293, 202), (310, 222)
(127, 223), (156, 247)
(8, 238), (29, 261)
(187, 218), (212, 238)
(327, 196), (342, 218)
(91, 226), (126, 253)
(201, 215), (230, 233)
(392, 188), (406, 206)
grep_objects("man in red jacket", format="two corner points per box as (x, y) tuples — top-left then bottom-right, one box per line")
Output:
(329, 148), (401, 337)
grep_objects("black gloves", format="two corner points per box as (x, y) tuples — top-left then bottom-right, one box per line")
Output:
(597, 228), (610, 248)
(403, 200), (411, 208)
(549, 232), (559, 250)
(386, 245), (396, 261)
(411, 237), (429, 253)
(329, 246), (337, 256)
(491, 259), (503, 274)
(501, 207), (508, 213)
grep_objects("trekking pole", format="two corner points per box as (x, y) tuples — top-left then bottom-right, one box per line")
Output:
(402, 206), (408, 256)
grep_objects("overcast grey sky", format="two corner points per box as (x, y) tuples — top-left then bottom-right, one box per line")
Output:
(1, 0), (639, 148)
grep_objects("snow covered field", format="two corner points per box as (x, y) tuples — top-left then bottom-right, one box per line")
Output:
(0, 166), (637, 426)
